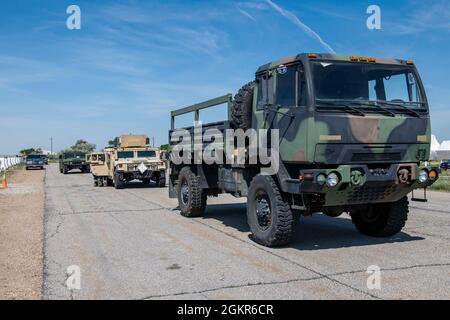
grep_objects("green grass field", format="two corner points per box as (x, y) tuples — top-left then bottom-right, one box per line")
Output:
(429, 169), (450, 192)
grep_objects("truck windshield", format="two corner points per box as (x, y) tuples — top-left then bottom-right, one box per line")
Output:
(312, 62), (426, 110)
(117, 151), (134, 159)
(137, 151), (156, 158)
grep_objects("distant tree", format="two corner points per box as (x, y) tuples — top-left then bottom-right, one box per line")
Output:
(108, 137), (120, 148)
(70, 139), (96, 153)
(160, 144), (169, 151)
(20, 148), (43, 156)
(20, 148), (36, 156)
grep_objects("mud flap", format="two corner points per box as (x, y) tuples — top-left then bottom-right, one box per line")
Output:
(168, 175), (177, 198)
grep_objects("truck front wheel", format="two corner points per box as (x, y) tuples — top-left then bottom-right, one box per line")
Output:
(247, 175), (294, 247)
(177, 167), (206, 217)
(350, 197), (409, 237)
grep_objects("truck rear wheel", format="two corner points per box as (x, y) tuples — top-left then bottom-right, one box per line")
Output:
(350, 197), (409, 237)
(247, 175), (294, 247)
(177, 167), (206, 217)
(231, 81), (255, 130)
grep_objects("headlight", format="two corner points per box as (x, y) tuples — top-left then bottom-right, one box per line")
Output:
(418, 169), (428, 183)
(316, 174), (327, 185)
(326, 172), (340, 187)
(27, 161), (32, 164)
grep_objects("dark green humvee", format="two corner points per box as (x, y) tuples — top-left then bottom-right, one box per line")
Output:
(59, 151), (90, 174)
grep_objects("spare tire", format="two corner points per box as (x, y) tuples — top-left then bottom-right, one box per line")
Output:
(231, 81), (255, 130)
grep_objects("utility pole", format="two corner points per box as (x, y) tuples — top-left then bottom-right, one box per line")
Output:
(152, 136), (155, 147)
(50, 137), (53, 155)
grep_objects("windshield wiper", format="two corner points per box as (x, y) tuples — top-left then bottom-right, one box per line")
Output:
(374, 100), (422, 118)
(316, 100), (366, 117)
(346, 100), (396, 117)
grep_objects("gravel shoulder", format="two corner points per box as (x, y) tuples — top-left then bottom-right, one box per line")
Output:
(0, 167), (45, 299)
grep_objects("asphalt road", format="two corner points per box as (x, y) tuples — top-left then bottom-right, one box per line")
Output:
(43, 164), (450, 300)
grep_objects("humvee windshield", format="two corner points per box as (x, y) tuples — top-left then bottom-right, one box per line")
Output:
(64, 152), (86, 158)
(312, 62), (426, 110)
(137, 151), (156, 158)
(118, 151), (134, 159)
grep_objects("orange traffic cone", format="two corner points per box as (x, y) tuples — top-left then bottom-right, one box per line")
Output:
(1, 172), (7, 189)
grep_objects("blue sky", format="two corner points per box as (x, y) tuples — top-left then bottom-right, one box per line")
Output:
(0, 0), (449, 153)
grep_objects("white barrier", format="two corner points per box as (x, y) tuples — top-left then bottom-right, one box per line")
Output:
(0, 156), (23, 172)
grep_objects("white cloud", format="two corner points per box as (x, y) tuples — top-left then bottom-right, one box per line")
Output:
(264, 0), (336, 53)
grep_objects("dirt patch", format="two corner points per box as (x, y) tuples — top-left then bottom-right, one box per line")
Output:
(0, 168), (45, 299)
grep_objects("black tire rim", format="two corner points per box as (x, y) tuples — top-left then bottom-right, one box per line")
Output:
(180, 179), (190, 205)
(255, 191), (272, 231)
(360, 206), (380, 223)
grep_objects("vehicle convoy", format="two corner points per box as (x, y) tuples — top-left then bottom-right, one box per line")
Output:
(25, 154), (45, 170)
(168, 53), (440, 247)
(59, 151), (90, 174)
(87, 134), (167, 189)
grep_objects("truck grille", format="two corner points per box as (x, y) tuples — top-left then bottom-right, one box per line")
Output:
(347, 185), (397, 203)
(127, 164), (156, 171)
(351, 153), (401, 162)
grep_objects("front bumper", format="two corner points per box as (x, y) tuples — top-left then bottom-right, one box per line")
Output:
(282, 163), (439, 206)
(117, 170), (155, 180)
(64, 163), (87, 169)
(27, 163), (43, 168)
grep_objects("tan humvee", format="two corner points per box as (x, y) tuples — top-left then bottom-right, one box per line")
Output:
(86, 148), (115, 187)
(88, 135), (167, 189)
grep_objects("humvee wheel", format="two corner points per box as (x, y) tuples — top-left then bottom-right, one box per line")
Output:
(231, 81), (255, 130)
(113, 172), (124, 189)
(177, 167), (206, 217)
(94, 178), (99, 187)
(350, 197), (409, 237)
(63, 167), (68, 174)
(247, 175), (294, 247)
(157, 177), (166, 188)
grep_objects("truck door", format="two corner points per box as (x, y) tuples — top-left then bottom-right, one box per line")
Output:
(273, 63), (309, 163)
(253, 70), (274, 129)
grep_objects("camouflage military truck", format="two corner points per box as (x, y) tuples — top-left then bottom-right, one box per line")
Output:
(168, 53), (440, 247)
(59, 151), (90, 174)
(89, 135), (167, 189)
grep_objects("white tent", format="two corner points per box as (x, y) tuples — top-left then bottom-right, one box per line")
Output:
(430, 135), (440, 160)
(437, 140), (450, 161)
